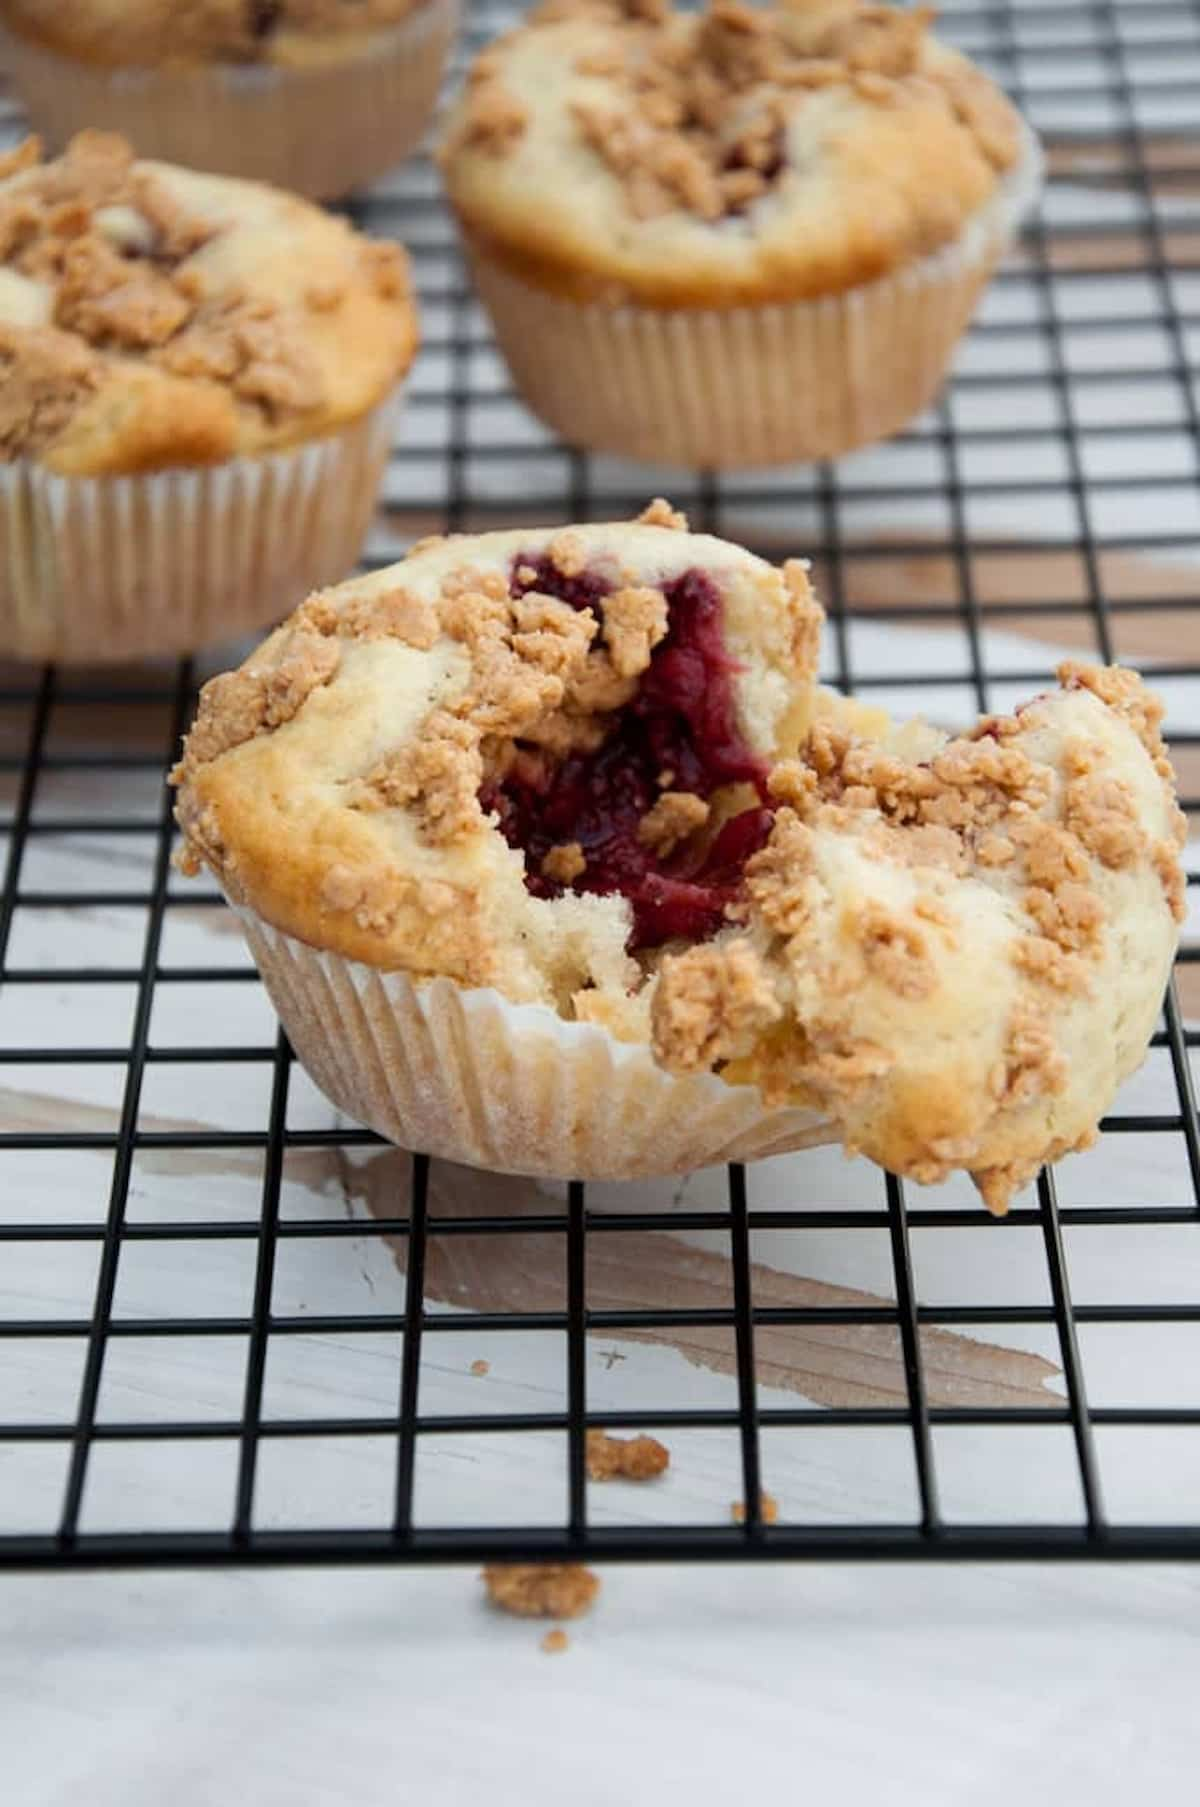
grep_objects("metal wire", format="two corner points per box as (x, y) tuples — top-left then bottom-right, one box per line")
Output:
(0, 0), (1198, 1568)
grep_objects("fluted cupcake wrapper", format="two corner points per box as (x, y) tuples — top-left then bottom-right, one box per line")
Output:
(0, 392), (400, 663)
(239, 912), (835, 1181)
(0, 0), (458, 199)
(465, 126), (1042, 470)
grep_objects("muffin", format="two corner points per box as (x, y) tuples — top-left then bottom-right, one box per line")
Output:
(440, 0), (1041, 468)
(171, 505), (1185, 1209)
(0, 0), (458, 200)
(0, 132), (417, 662)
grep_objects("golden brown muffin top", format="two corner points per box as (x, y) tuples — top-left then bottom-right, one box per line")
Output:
(0, 0), (428, 68)
(441, 0), (1034, 308)
(0, 133), (417, 475)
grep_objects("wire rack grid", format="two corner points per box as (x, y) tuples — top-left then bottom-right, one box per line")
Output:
(1, 0), (1199, 1571)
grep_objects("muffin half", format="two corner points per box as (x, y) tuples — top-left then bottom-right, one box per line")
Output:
(0, 132), (417, 661)
(440, 0), (1040, 467)
(0, 0), (458, 199)
(172, 506), (1184, 1207)
(172, 503), (835, 1177)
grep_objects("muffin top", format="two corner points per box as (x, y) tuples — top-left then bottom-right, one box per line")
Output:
(0, 132), (417, 476)
(653, 661), (1185, 1212)
(441, 0), (1031, 307)
(172, 503), (825, 1020)
(0, 0), (427, 68)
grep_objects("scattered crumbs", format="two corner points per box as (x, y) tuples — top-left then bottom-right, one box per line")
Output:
(586, 1428), (670, 1482)
(470, 1358), (490, 1377)
(732, 1491), (779, 1525)
(483, 1563), (600, 1619)
(541, 1628), (570, 1655)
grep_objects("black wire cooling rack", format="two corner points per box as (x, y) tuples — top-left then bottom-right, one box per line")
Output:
(2, 0), (1200, 1570)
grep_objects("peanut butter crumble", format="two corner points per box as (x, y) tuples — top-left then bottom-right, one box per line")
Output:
(483, 1563), (601, 1619)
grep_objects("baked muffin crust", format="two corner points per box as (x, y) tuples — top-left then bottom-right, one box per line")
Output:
(441, 0), (1029, 307)
(0, 0), (431, 68)
(0, 132), (416, 475)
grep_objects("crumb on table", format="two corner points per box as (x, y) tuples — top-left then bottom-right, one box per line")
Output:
(482, 1563), (600, 1620)
(586, 1428), (670, 1481)
(541, 1628), (570, 1655)
(470, 1358), (490, 1376)
(732, 1491), (779, 1525)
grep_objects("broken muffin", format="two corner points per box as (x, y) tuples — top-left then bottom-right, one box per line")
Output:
(171, 506), (1184, 1209)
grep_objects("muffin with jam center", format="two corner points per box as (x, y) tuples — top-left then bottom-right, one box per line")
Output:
(440, 0), (1040, 467)
(172, 504), (1183, 1212)
(0, 132), (417, 661)
(0, 0), (458, 199)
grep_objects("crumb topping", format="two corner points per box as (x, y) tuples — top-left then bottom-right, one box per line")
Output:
(637, 496), (689, 530)
(449, 0), (1021, 226)
(0, 132), (409, 465)
(482, 1563), (600, 1619)
(601, 585), (669, 677)
(585, 1428), (670, 1480)
(652, 937), (781, 1070)
(0, 321), (103, 458)
(852, 899), (935, 999)
(638, 789), (710, 858)
(157, 296), (325, 421)
(542, 841), (588, 884)
(991, 1004), (1069, 1108)
(173, 630), (340, 772)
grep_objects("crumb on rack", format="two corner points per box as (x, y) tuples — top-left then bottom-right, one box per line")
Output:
(483, 1563), (600, 1619)
(732, 1491), (779, 1524)
(586, 1428), (671, 1481)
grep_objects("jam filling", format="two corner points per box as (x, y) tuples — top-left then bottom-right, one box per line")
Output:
(482, 558), (774, 951)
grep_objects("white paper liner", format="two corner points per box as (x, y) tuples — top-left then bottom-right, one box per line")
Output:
(0, 0), (458, 198)
(0, 391), (400, 663)
(464, 125), (1043, 469)
(239, 912), (835, 1180)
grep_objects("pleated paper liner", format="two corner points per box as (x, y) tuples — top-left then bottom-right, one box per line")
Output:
(0, 391), (400, 663)
(464, 126), (1043, 469)
(0, 0), (458, 200)
(239, 912), (835, 1181)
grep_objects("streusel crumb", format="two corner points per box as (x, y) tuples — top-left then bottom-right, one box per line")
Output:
(586, 1429), (670, 1480)
(542, 842), (588, 884)
(637, 497), (688, 531)
(638, 790), (709, 858)
(483, 1564), (601, 1619)
(652, 937), (781, 1071)
(732, 1492), (779, 1524)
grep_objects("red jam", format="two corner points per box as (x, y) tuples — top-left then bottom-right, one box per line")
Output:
(482, 559), (773, 950)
